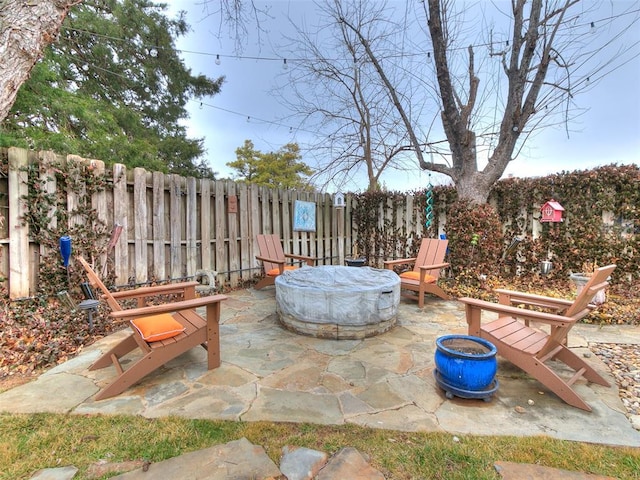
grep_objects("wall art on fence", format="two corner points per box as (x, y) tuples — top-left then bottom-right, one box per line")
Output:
(293, 200), (316, 232)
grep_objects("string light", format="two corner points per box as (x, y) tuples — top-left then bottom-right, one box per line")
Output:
(61, 7), (635, 69)
(283, 58), (288, 70)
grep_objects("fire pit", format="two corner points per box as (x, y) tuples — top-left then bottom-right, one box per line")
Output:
(275, 265), (400, 340)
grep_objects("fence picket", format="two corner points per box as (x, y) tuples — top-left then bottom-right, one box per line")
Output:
(133, 168), (148, 283)
(186, 176), (197, 278)
(152, 171), (166, 280)
(170, 174), (182, 280)
(112, 163), (128, 285)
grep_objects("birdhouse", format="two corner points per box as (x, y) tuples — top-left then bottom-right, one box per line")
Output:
(540, 199), (564, 223)
(333, 192), (345, 208)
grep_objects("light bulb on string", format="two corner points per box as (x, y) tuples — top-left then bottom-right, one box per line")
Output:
(282, 58), (288, 70)
(426, 52), (432, 63)
(215, 54), (221, 65)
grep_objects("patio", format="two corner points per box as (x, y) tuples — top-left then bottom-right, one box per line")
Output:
(1, 288), (639, 447)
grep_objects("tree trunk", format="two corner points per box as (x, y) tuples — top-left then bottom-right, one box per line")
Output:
(0, 0), (78, 123)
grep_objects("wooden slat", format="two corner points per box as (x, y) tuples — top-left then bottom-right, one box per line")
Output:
(133, 168), (148, 283)
(281, 189), (291, 255)
(238, 182), (250, 280)
(170, 174), (182, 280)
(249, 183), (261, 271)
(66, 155), (83, 228)
(185, 176), (197, 277)
(227, 180), (239, 286)
(317, 193), (326, 263)
(152, 171), (166, 280)
(38, 151), (58, 265)
(7, 148), (29, 298)
(90, 159), (108, 267)
(261, 186), (271, 234)
(405, 194), (414, 238)
(112, 163), (128, 285)
(214, 180), (226, 277)
(200, 179), (212, 269)
(271, 187), (281, 236)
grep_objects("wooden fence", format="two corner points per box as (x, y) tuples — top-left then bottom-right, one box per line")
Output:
(1, 147), (356, 299)
(4, 147), (632, 299)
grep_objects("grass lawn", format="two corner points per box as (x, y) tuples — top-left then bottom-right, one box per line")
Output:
(1, 413), (639, 479)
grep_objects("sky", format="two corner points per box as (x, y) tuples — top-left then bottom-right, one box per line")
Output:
(167, 1), (640, 192)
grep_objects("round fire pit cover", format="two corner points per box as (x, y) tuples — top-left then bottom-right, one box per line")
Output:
(275, 265), (400, 339)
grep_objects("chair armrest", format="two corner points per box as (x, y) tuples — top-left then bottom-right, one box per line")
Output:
(284, 253), (316, 266)
(459, 297), (587, 330)
(418, 262), (449, 271)
(383, 257), (417, 269)
(110, 294), (228, 320)
(110, 281), (200, 300)
(493, 288), (595, 312)
(255, 255), (285, 265)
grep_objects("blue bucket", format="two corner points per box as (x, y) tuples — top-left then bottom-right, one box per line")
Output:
(435, 335), (497, 391)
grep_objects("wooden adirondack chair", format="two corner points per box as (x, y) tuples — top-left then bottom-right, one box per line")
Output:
(383, 238), (451, 307)
(78, 257), (227, 401)
(254, 234), (316, 290)
(459, 264), (616, 411)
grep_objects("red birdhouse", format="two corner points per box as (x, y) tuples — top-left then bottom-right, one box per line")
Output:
(540, 199), (564, 223)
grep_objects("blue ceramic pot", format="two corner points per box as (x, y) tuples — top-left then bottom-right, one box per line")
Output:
(435, 335), (497, 391)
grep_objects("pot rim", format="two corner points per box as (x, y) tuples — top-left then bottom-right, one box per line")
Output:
(436, 334), (497, 358)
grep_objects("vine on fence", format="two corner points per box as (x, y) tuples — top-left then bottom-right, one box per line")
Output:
(351, 164), (640, 286)
(22, 157), (111, 298)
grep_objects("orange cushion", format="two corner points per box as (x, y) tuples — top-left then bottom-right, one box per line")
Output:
(399, 271), (436, 283)
(130, 313), (185, 342)
(266, 265), (298, 276)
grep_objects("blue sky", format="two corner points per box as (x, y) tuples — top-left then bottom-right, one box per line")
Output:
(168, 1), (640, 192)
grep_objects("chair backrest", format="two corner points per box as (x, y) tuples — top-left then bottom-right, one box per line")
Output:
(564, 264), (616, 318)
(256, 234), (285, 273)
(77, 257), (123, 312)
(413, 238), (449, 278)
(536, 264), (615, 359)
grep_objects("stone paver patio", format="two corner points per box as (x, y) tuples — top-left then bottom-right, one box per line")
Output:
(1, 288), (639, 448)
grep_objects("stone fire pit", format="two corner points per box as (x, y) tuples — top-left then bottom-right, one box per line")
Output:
(275, 265), (400, 340)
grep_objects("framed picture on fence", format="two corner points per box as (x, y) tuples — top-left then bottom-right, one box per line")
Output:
(293, 200), (316, 232)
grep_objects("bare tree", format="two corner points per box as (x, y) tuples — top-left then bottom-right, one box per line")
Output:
(275, 1), (433, 191)
(336, 0), (640, 202)
(0, 0), (81, 123)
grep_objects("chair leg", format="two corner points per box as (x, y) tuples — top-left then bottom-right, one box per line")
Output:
(205, 303), (221, 369)
(90, 334), (138, 371)
(552, 346), (611, 387)
(94, 334), (207, 401)
(512, 354), (593, 411)
(94, 349), (164, 401)
(254, 276), (275, 290)
(425, 284), (451, 301)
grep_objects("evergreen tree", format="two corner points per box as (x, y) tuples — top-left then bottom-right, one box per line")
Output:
(0, 0), (223, 178)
